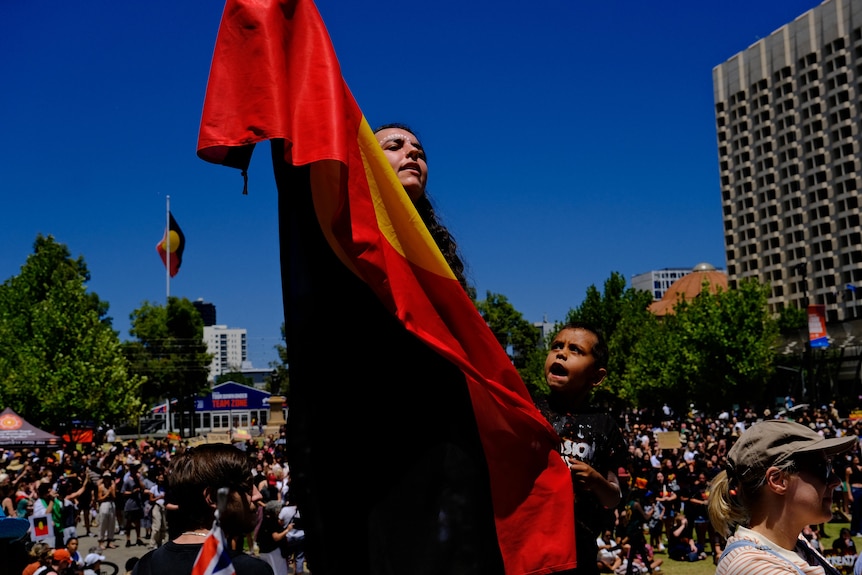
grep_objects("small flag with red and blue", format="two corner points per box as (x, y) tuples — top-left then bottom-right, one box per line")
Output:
(191, 522), (235, 575)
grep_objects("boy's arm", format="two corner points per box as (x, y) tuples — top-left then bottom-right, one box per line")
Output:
(566, 459), (622, 509)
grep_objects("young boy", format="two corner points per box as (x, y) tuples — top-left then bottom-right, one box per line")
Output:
(535, 322), (628, 575)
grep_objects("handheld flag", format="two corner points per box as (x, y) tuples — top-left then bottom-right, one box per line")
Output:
(191, 488), (235, 575)
(190, 525), (235, 575)
(29, 515), (53, 542)
(156, 213), (185, 277)
(197, 1), (576, 574)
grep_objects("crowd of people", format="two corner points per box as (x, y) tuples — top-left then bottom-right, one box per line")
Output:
(593, 401), (862, 574)
(0, 429), (304, 575)
(6, 118), (862, 575)
(3, 400), (859, 575)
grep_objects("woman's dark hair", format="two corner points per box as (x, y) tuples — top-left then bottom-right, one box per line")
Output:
(373, 123), (468, 290)
(166, 443), (253, 535)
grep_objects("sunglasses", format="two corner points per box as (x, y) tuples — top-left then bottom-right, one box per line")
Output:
(796, 456), (833, 483)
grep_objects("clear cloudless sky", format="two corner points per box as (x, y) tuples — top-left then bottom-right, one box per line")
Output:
(1, 0), (824, 367)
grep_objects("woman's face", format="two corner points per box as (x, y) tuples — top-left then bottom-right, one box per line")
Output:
(222, 483), (263, 536)
(788, 456), (840, 525)
(66, 538), (78, 553)
(376, 127), (428, 201)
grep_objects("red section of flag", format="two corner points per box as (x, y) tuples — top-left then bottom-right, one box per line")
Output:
(156, 212), (185, 277)
(197, 1), (576, 573)
(191, 524), (236, 575)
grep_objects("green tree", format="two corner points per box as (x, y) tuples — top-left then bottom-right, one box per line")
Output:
(623, 278), (778, 413)
(776, 305), (806, 335)
(564, 272), (656, 408)
(215, 372), (253, 386)
(125, 297), (211, 436)
(268, 323), (289, 396)
(475, 291), (543, 389)
(0, 235), (144, 429)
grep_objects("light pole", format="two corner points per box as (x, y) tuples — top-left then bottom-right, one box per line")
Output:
(777, 365), (807, 404)
(794, 263), (814, 404)
(795, 263), (809, 308)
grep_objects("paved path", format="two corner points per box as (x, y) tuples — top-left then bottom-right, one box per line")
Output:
(74, 531), (152, 574)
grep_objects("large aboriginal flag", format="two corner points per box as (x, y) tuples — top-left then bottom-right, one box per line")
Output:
(197, 1), (576, 574)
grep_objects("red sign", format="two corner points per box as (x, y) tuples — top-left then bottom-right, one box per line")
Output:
(808, 304), (828, 348)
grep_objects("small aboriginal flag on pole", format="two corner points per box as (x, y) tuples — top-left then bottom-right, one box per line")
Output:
(157, 211), (185, 278)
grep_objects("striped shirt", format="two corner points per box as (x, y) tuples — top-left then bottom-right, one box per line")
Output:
(716, 528), (835, 575)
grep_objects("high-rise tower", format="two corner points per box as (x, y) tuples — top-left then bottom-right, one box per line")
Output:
(713, 0), (862, 322)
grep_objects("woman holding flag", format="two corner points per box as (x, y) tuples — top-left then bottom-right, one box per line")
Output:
(196, 0), (578, 572)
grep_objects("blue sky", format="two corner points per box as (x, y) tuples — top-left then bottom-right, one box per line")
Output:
(1, 0), (823, 367)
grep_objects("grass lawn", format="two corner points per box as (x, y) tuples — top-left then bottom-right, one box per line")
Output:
(653, 521), (856, 575)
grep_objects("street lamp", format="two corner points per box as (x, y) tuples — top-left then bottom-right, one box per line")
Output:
(777, 365), (807, 403)
(795, 263), (809, 308)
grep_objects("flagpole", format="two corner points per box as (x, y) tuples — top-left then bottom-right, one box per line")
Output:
(165, 195), (172, 434)
(166, 195), (171, 303)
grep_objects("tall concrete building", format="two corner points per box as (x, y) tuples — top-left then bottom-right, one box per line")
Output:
(204, 324), (247, 379)
(713, 0), (862, 323)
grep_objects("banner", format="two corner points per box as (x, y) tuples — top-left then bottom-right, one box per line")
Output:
(808, 304), (828, 348)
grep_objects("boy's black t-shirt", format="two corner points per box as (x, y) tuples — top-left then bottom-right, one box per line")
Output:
(535, 397), (629, 540)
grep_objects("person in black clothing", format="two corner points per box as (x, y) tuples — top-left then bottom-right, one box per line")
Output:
(832, 527), (857, 555)
(621, 488), (653, 575)
(255, 500), (290, 575)
(132, 443), (272, 575)
(846, 454), (862, 535)
(535, 322), (628, 575)
(679, 470), (713, 555)
(666, 514), (706, 562)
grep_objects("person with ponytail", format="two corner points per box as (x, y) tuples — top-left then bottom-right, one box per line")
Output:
(709, 419), (855, 575)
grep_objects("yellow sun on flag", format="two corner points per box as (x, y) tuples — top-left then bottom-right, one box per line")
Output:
(161, 230), (182, 252)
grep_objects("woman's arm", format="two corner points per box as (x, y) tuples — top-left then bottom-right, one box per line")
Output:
(69, 475), (89, 500)
(271, 523), (293, 543)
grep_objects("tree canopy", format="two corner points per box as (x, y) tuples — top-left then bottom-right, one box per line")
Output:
(0, 235), (144, 429)
(526, 271), (780, 414)
(564, 271), (657, 409)
(474, 291), (544, 394)
(268, 322), (289, 396)
(124, 297), (211, 435)
(620, 279), (778, 414)
(216, 371), (254, 386)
